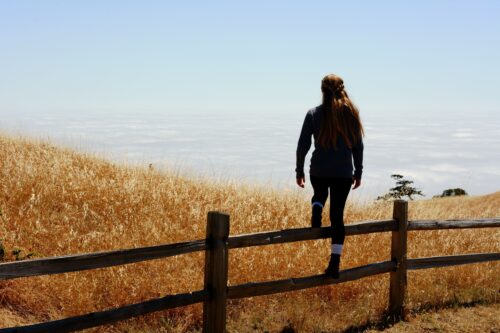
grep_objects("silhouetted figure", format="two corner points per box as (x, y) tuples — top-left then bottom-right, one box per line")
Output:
(295, 74), (364, 278)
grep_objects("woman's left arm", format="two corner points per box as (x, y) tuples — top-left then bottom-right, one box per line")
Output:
(295, 111), (313, 182)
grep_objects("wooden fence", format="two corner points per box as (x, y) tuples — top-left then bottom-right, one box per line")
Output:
(0, 200), (499, 332)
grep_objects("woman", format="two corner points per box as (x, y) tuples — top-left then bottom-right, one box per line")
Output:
(295, 74), (364, 278)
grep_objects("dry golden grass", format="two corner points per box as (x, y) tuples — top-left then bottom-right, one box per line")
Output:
(365, 303), (500, 333)
(0, 133), (499, 332)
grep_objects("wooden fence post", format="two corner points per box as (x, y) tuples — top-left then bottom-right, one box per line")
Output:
(203, 211), (230, 333)
(389, 200), (408, 321)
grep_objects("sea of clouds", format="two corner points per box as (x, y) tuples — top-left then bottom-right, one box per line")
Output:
(1, 110), (498, 202)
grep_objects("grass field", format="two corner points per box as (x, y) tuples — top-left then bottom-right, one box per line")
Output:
(0, 133), (499, 332)
(364, 303), (500, 333)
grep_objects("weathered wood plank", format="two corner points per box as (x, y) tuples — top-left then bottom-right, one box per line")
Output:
(0, 290), (208, 333)
(407, 252), (500, 270)
(0, 240), (206, 281)
(346, 220), (396, 235)
(203, 212), (230, 333)
(227, 260), (396, 299)
(408, 218), (500, 231)
(389, 200), (408, 321)
(228, 220), (395, 249)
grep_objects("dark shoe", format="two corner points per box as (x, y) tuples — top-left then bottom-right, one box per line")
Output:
(311, 204), (322, 228)
(325, 254), (340, 278)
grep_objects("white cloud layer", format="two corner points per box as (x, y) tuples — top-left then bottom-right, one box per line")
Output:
(1, 110), (499, 200)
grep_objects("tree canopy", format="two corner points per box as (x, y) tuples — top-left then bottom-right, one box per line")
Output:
(377, 174), (424, 201)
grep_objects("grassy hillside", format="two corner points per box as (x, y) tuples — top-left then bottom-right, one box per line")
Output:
(0, 134), (499, 332)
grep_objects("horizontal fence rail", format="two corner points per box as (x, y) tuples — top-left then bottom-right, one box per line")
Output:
(0, 290), (208, 333)
(1, 201), (499, 333)
(0, 240), (207, 281)
(408, 252), (500, 270)
(228, 260), (396, 299)
(0, 219), (397, 281)
(228, 219), (396, 249)
(2, 218), (498, 282)
(408, 218), (500, 230)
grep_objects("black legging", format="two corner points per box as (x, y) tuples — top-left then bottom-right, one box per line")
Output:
(310, 175), (352, 245)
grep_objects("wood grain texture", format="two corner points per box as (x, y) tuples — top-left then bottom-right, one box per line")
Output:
(389, 200), (408, 321)
(203, 212), (230, 333)
(408, 218), (500, 230)
(0, 290), (208, 333)
(407, 252), (500, 270)
(228, 219), (396, 249)
(227, 260), (396, 299)
(0, 240), (206, 281)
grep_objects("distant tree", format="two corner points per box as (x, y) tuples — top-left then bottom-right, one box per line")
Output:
(434, 188), (468, 198)
(377, 174), (425, 201)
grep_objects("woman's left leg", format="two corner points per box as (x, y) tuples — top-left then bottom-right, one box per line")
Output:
(325, 177), (352, 278)
(329, 177), (352, 246)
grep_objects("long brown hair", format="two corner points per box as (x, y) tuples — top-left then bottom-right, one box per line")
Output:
(318, 74), (364, 149)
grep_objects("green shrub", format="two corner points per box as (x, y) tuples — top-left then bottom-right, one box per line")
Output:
(434, 188), (468, 198)
(377, 174), (425, 201)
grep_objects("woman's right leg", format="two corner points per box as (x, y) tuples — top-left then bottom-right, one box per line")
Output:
(309, 175), (329, 228)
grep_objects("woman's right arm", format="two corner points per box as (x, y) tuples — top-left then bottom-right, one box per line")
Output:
(295, 111), (313, 180)
(352, 136), (364, 181)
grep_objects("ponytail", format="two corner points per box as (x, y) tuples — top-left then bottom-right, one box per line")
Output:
(318, 74), (364, 149)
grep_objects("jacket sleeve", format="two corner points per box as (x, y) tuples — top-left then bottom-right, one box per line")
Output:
(352, 136), (364, 180)
(295, 111), (313, 178)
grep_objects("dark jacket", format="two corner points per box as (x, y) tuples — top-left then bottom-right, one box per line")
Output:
(295, 105), (364, 179)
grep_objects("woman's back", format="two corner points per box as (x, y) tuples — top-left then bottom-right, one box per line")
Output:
(296, 104), (363, 180)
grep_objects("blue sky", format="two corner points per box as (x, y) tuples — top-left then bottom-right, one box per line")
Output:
(1, 1), (499, 117)
(1, 1), (500, 198)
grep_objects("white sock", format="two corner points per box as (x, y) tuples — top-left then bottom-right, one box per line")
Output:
(331, 244), (343, 255)
(312, 201), (324, 208)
